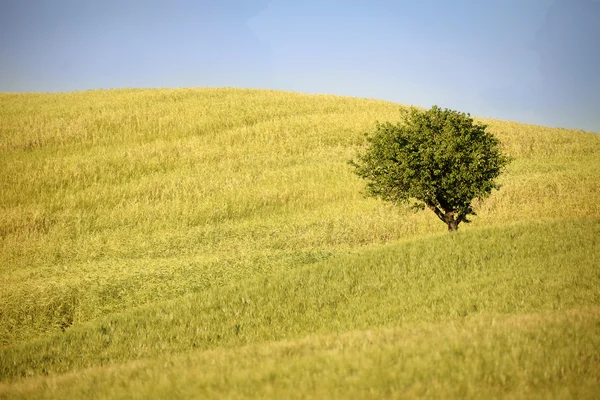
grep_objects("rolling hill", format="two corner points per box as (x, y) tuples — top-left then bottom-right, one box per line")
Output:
(1, 88), (599, 399)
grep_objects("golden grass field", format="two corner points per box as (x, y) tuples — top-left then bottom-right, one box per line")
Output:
(0, 88), (599, 398)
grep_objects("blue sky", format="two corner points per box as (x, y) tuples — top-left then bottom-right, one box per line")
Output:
(1, 0), (599, 132)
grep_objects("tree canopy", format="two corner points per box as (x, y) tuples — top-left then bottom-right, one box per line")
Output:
(351, 106), (511, 231)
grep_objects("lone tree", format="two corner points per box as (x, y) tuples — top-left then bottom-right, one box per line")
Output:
(351, 106), (510, 232)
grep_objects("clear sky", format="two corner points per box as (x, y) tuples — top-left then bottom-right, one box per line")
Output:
(1, 0), (599, 132)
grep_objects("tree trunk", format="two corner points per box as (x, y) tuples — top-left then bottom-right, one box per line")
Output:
(426, 204), (460, 232)
(447, 219), (458, 232)
(445, 211), (459, 232)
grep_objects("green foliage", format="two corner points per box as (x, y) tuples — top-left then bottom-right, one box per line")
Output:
(352, 106), (511, 231)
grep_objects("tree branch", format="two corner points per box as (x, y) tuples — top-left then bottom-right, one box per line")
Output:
(426, 204), (447, 223)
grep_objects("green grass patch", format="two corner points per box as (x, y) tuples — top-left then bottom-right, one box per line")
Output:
(2, 306), (599, 399)
(1, 219), (598, 383)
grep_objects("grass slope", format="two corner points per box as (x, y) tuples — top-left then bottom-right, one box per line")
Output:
(3, 308), (599, 399)
(1, 88), (599, 398)
(1, 220), (599, 398)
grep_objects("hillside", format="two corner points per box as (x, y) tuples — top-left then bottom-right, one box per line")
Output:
(1, 88), (599, 398)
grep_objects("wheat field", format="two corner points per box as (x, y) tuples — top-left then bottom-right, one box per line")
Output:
(0, 88), (599, 399)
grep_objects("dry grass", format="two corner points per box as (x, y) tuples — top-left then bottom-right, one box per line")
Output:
(1, 88), (599, 398)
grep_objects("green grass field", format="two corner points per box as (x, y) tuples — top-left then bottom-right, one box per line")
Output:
(1, 88), (599, 399)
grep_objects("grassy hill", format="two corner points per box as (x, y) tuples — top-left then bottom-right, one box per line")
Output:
(0, 88), (599, 398)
